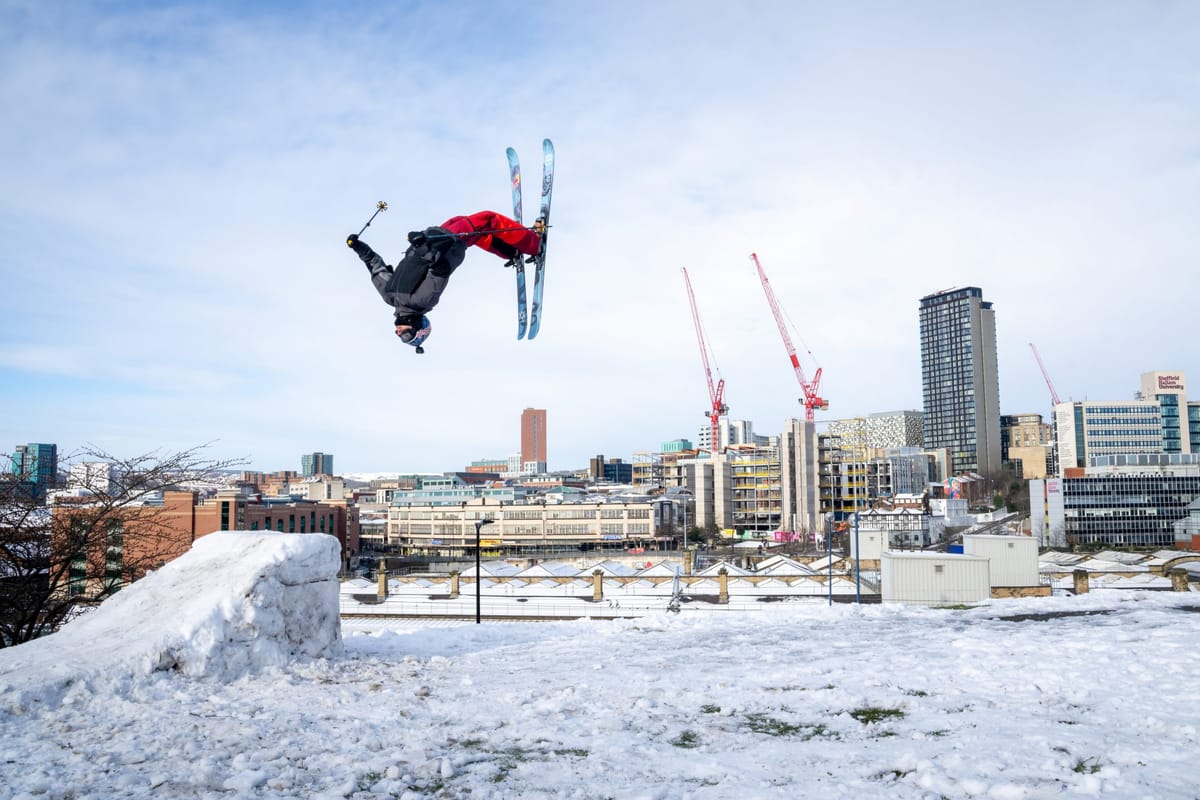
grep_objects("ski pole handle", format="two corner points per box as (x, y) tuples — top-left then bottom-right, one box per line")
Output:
(357, 201), (388, 237)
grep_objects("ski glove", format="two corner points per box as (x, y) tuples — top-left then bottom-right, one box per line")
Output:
(407, 230), (427, 247)
(346, 233), (359, 247)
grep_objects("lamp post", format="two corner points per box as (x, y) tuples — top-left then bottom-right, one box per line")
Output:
(474, 518), (494, 624)
(682, 501), (688, 553)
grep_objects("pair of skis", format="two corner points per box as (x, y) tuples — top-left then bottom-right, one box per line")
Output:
(506, 138), (554, 340)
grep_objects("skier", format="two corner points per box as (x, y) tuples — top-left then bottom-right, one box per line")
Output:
(347, 210), (544, 353)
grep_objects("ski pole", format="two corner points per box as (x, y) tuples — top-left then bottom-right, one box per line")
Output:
(357, 201), (388, 236)
(423, 223), (549, 240)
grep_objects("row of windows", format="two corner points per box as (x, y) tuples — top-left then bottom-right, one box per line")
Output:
(1082, 407), (1158, 416)
(392, 523), (657, 537)
(249, 514), (333, 534)
(1086, 443), (1161, 452)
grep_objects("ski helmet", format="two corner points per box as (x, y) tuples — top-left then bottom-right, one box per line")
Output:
(399, 315), (431, 353)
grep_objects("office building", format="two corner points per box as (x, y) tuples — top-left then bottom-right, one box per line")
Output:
(12, 443), (57, 498)
(54, 489), (360, 597)
(1054, 400), (1162, 471)
(1139, 371), (1196, 454)
(1030, 454), (1200, 547)
(918, 287), (1001, 475)
(386, 496), (666, 556)
(301, 452), (334, 477)
(1051, 370), (1199, 473)
(520, 408), (547, 473)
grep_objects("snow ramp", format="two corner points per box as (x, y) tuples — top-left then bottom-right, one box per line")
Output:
(0, 533), (342, 709)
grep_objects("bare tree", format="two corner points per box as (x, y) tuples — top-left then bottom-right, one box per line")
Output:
(0, 444), (245, 647)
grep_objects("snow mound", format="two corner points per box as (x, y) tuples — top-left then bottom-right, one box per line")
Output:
(0, 533), (342, 708)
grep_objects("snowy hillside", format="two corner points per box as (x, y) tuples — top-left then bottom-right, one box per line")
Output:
(2, 578), (1198, 797)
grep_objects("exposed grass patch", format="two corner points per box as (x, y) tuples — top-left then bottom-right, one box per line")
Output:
(450, 741), (590, 784)
(1073, 756), (1103, 774)
(356, 771), (384, 791)
(875, 768), (914, 781)
(454, 737), (486, 748)
(670, 730), (701, 749)
(996, 609), (1116, 623)
(744, 713), (832, 740)
(850, 706), (906, 724)
(903, 688), (929, 697)
(554, 748), (589, 758)
(700, 704), (721, 714)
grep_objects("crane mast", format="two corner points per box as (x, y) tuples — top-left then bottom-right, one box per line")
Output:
(682, 267), (728, 456)
(751, 253), (827, 422)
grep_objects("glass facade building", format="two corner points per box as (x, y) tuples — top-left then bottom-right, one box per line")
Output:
(301, 452), (334, 477)
(1053, 402), (1162, 469)
(12, 442), (57, 498)
(1033, 454), (1200, 547)
(918, 287), (1001, 475)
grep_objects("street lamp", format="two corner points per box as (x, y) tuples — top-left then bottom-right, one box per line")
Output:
(474, 518), (494, 624)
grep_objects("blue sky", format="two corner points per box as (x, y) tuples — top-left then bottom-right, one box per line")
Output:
(2, 1), (1198, 473)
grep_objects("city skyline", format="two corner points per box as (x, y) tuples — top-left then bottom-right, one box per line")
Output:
(2, 3), (1197, 472)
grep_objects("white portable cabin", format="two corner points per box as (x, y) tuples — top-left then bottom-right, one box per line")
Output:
(846, 526), (884, 562)
(881, 551), (990, 606)
(962, 534), (1039, 587)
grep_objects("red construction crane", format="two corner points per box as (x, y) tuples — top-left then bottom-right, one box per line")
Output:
(751, 252), (828, 422)
(682, 267), (728, 456)
(1028, 342), (1062, 406)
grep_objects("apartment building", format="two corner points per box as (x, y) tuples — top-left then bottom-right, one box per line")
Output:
(919, 287), (1002, 475)
(1001, 413), (1053, 479)
(520, 408), (548, 473)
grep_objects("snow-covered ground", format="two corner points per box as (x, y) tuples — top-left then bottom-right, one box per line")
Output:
(0, 533), (342, 708)
(1, 538), (1199, 798)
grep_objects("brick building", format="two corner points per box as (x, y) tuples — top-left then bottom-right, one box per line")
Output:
(54, 490), (360, 596)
